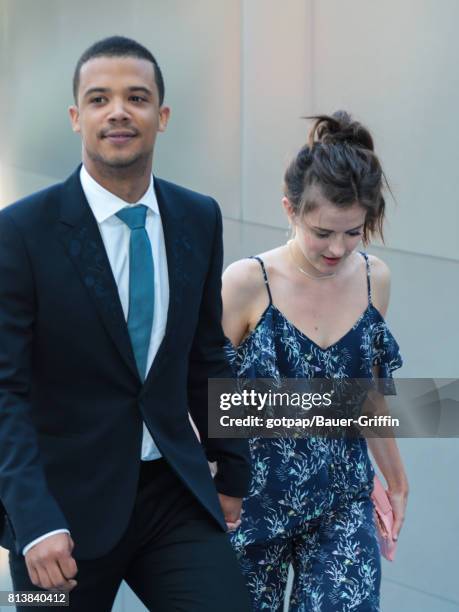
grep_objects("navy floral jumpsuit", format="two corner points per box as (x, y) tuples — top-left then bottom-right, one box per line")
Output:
(225, 253), (402, 612)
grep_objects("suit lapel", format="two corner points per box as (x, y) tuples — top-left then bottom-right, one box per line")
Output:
(143, 177), (187, 386)
(56, 168), (139, 379)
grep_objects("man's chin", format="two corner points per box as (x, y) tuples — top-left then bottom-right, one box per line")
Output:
(86, 150), (151, 174)
(102, 156), (141, 169)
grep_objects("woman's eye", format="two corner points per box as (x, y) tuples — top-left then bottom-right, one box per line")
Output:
(347, 231), (362, 237)
(315, 233), (330, 239)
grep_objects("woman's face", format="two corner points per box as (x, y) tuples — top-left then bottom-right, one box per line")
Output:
(285, 186), (367, 275)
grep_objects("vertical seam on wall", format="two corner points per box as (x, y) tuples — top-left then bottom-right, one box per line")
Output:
(308, 0), (315, 114)
(240, 0), (245, 224)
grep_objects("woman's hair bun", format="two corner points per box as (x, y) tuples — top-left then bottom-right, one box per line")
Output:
(307, 110), (374, 151)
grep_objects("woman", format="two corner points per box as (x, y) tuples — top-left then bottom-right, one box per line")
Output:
(222, 112), (409, 611)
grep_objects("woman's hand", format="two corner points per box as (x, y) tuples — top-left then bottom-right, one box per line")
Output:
(367, 365), (409, 543)
(218, 493), (242, 532)
(387, 485), (409, 541)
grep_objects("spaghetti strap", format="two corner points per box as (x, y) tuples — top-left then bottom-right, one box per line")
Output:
(250, 256), (273, 305)
(360, 252), (372, 305)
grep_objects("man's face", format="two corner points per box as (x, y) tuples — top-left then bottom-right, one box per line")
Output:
(69, 56), (169, 173)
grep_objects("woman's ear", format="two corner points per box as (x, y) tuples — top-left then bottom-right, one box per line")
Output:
(282, 197), (296, 225)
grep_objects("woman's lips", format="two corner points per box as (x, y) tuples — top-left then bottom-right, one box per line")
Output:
(322, 256), (341, 266)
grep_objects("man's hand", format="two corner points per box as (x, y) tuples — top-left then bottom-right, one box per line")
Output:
(25, 533), (78, 591)
(218, 493), (243, 532)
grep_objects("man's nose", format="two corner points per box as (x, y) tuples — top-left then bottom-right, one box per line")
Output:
(107, 100), (130, 121)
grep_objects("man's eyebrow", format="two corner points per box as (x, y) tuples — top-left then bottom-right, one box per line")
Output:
(311, 223), (365, 232)
(127, 86), (153, 96)
(83, 86), (153, 98)
(83, 87), (110, 98)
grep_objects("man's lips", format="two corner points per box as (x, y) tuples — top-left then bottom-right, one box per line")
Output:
(102, 131), (138, 143)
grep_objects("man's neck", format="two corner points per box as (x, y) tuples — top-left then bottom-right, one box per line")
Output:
(83, 159), (152, 203)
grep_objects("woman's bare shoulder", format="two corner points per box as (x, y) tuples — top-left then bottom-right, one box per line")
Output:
(222, 257), (267, 305)
(367, 253), (390, 275)
(367, 254), (391, 286)
(367, 254), (391, 314)
(223, 247), (285, 304)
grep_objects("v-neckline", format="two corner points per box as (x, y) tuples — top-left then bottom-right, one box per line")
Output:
(271, 303), (372, 352)
(237, 302), (375, 353)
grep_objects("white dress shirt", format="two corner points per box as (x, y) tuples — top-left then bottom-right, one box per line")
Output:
(23, 166), (169, 555)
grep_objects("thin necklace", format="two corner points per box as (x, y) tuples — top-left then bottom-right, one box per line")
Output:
(287, 240), (337, 280)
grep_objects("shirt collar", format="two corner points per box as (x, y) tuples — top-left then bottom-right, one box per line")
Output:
(80, 165), (159, 224)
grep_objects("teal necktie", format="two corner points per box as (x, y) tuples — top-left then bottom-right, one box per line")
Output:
(116, 205), (154, 380)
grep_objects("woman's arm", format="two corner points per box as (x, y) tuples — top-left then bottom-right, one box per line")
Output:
(222, 258), (267, 347)
(367, 430), (409, 541)
(367, 254), (409, 540)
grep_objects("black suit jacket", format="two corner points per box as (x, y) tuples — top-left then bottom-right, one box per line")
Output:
(0, 167), (249, 558)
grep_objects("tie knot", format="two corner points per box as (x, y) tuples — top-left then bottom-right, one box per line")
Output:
(116, 204), (148, 230)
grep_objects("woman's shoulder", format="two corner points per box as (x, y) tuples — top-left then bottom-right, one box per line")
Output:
(367, 253), (390, 277)
(222, 254), (276, 344)
(367, 253), (391, 289)
(223, 248), (281, 290)
(222, 256), (268, 308)
(222, 248), (284, 312)
(224, 256), (264, 285)
(366, 253), (391, 315)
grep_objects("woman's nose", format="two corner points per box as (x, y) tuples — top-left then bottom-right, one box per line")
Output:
(327, 234), (346, 257)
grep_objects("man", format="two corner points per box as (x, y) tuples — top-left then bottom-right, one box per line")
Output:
(0, 36), (251, 611)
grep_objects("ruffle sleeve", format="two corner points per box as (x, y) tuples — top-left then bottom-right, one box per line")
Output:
(371, 323), (403, 395)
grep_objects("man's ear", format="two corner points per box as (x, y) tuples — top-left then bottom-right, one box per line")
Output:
(158, 106), (171, 132)
(68, 105), (81, 133)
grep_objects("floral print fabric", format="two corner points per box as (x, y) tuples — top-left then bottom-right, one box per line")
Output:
(225, 253), (402, 611)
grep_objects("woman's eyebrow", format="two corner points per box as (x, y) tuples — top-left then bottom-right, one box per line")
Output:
(311, 223), (364, 232)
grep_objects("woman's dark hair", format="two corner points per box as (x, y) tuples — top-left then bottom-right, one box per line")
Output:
(284, 111), (388, 244)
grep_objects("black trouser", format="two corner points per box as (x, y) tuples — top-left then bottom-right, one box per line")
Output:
(9, 459), (251, 611)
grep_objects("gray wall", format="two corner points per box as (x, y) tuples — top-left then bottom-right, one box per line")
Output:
(1, 1), (458, 610)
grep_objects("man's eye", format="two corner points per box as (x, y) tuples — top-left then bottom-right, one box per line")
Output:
(130, 96), (146, 103)
(90, 97), (106, 104)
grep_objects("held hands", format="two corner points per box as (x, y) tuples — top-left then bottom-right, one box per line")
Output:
(25, 533), (78, 592)
(218, 493), (242, 532)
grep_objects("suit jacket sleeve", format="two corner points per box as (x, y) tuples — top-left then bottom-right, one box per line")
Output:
(187, 200), (250, 498)
(0, 210), (69, 554)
